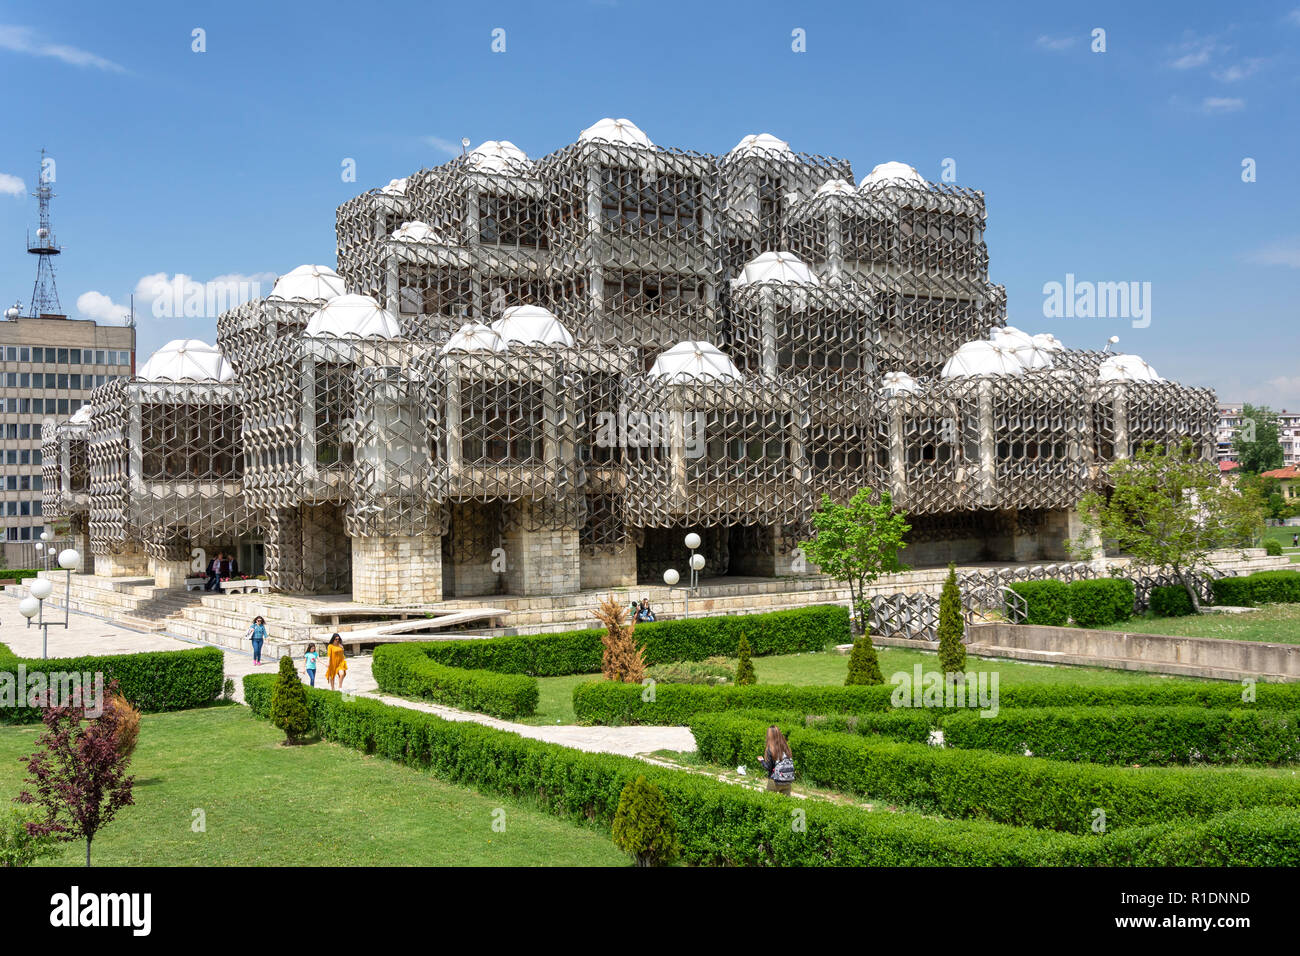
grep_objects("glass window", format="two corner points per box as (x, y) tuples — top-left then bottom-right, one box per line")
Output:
(33, 500), (41, 515)
(70, 374), (80, 389)
(20, 527), (30, 541)
(5, 347), (15, 361)
(70, 348), (81, 364)
(19, 373), (28, 387)
(95, 350), (105, 364)
(57, 399), (68, 415)
(19, 501), (29, 516)
(19, 347), (29, 361)
(57, 348), (68, 363)
(4, 373), (14, 386)
(31, 347), (43, 362)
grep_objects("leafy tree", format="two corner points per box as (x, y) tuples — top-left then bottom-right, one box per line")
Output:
(595, 594), (646, 683)
(800, 488), (911, 635)
(734, 633), (756, 685)
(270, 656), (311, 744)
(1232, 405), (1285, 475)
(19, 680), (135, 867)
(844, 627), (884, 685)
(1071, 442), (1265, 610)
(937, 563), (967, 674)
(1, 803), (58, 867)
(611, 776), (679, 867)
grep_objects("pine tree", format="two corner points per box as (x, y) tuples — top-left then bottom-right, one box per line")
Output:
(734, 633), (756, 685)
(937, 563), (967, 675)
(611, 775), (679, 867)
(270, 656), (311, 744)
(844, 627), (884, 685)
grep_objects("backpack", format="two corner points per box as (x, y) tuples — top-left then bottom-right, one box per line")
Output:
(771, 756), (795, 784)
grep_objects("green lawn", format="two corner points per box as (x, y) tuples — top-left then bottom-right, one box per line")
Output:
(1100, 602), (1300, 644)
(1260, 526), (1300, 550)
(529, 645), (1198, 726)
(0, 706), (625, 866)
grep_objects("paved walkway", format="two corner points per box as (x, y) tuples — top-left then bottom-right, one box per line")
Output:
(0, 593), (693, 758)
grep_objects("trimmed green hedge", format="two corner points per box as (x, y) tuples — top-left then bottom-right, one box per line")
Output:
(241, 673), (1300, 865)
(0, 569), (43, 581)
(0, 641), (223, 723)
(411, 605), (848, 678)
(1212, 570), (1300, 607)
(1068, 578), (1135, 628)
(790, 725), (1300, 833)
(1149, 584), (1195, 618)
(1008, 580), (1070, 626)
(574, 677), (1300, 725)
(941, 706), (1300, 765)
(372, 644), (538, 719)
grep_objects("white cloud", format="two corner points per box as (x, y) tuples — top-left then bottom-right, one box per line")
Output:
(1168, 35), (1219, 70)
(1201, 96), (1245, 113)
(1286, 9), (1300, 26)
(1244, 237), (1300, 269)
(75, 290), (131, 324)
(0, 172), (23, 197)
(0, 24), (126, 72)
(423, 136), (465, 157)
(1035, 34), (1076, 52)
(78, 270), (276, 324)
(1212, 58), (1264, 82)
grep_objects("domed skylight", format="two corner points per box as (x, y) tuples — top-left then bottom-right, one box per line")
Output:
(489, 305), (575, 347)
(304, 294), (401, 339)
(579, 118), (654, 149)
(269, 265), (348, 302)
(859, 161), (927, 190)
(881, 371), (923, 396)
(1098, 354), (1164, 383)
(380, 178), (408, 196)
(137, 339), (234, 382)
(465, 140), (531, 174)
(813, 178), (856, 199)
(940, 340), (1025, 378)
(439, 322), (506, 354)
(391, 221), (450, 244)
(732, 251), (820, 288)
(728, 133), (794, 159)
(647, 341), (744, 384)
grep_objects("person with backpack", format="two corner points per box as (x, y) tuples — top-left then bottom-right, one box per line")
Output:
(245, 616), (267, 665)
(759, 725), (795, 795)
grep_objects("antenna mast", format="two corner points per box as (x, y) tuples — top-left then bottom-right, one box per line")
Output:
(27, 148), (62, 316)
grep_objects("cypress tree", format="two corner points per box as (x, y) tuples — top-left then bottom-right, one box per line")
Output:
(844, 626), (884, 685)
(611, 775), (679, 867)
(734, 633), (757, 685)
(938, 563), (967, 674)
(270, 655), (311, 744)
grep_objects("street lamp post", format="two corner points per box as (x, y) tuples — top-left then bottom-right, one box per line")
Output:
(39, 531), (51, 572)
(19, 577), (54, 659)
(58, 548), (80, 628)
(662, 532), (706, 619)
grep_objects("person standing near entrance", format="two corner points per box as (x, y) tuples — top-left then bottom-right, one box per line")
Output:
(246, 615), (267, 665)
(204, 553), (224, 591)
(325, 633), (348, 690)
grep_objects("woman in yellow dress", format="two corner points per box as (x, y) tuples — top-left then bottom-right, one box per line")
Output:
(324, 634), (348, 690)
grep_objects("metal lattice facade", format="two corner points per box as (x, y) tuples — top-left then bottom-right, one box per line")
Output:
(41, 124), (1216, 600)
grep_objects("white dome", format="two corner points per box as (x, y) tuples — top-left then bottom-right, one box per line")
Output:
(882, 371), (922, 396)
(490, 305), (575, 347)
(941, 340), (1025, 378)
(465, 140), (530, 174)
(729, 133), (794, 159)
(1031, 332), (1065, 352)
(988, 326), (1035, 350)
(813, 178), (856, 199)
(439, 322), (506, 354)
(138, 339), (234, 382)
(859, 161), (927, 190)
(391, 221), (450, 244)
(579, 117), (654, 149)
(269, 265), (348, 302)
(648, 341), (744, 384)
(1098, 354), (1164, 383)
(732, 251), (820, 288)
(380, 177), (408, 196)
(68, 405), (93, 425)
(305, 294), (401, 339)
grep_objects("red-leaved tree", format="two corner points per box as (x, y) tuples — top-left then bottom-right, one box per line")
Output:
(19, 680), (136, 866)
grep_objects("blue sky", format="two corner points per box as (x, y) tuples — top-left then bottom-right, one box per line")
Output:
(1, 0), (1297, 406)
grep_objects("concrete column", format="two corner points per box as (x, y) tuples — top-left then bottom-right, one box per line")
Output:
(1114, 385), (1130, 460)
(580, 539), (638, 589)
(149, 557), (191, 589)
(501, 504), (580, 595)
(98, 541), (149, 577)
(351, 534), (442, 604)
(978, 379), (997, 507)
(759, 291), (778, 377)
(889, 402), (907, 501)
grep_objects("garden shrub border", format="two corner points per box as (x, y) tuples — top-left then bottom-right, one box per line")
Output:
(242, 673), (1300, 866)
(688, 713), (1300, 834)
(372, 604), (849, 718)
(1212, 569), (1300, 607)
(1007, 580), (1070, 626)
(573, 677), (1300, 725)
(1067, 578), (1135, 628)
(0, 641), (223, 723)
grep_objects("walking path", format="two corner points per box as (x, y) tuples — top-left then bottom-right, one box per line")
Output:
(0, 594), (694, 758)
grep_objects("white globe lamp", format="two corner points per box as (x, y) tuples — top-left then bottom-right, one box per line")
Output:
(663, 568), (680, 586)
(690, 553), (705, 571)
(684, 532), (701, 551)
(58, 548), (79, 570)
(30, 578), (53, 601)
(39, 531), (50, 542)
(18, 597), (39, 619)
